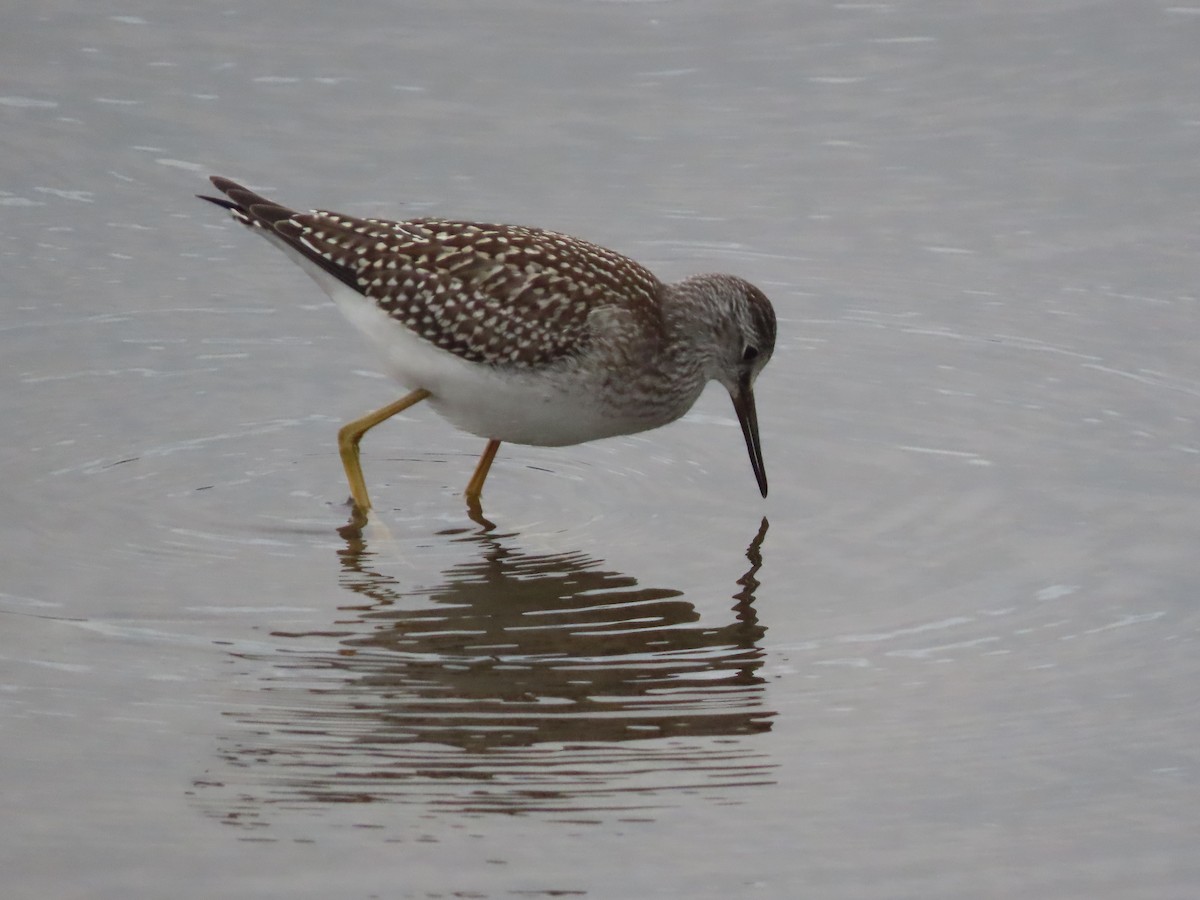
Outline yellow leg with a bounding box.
[464,438,501,503]
[337,388,431,512]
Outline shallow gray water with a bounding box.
[3,2,1198,898]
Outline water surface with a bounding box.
[3,2,1198,898]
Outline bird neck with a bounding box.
[661,274,736,379]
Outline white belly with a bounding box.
[331,279,646,447]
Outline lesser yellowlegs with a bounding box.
[199,176,776,513]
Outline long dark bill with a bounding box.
[731,376,768,498]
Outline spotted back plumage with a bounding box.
[202,177,664,368]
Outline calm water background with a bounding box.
[3,2,1198,897]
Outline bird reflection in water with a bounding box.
[204,518,775,822]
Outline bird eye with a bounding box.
[741,345,759,363]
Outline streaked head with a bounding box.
[676,274,776,497]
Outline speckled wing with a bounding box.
[202,177,665,369]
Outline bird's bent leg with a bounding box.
[464,439,502,504]
[337,388,431,512]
